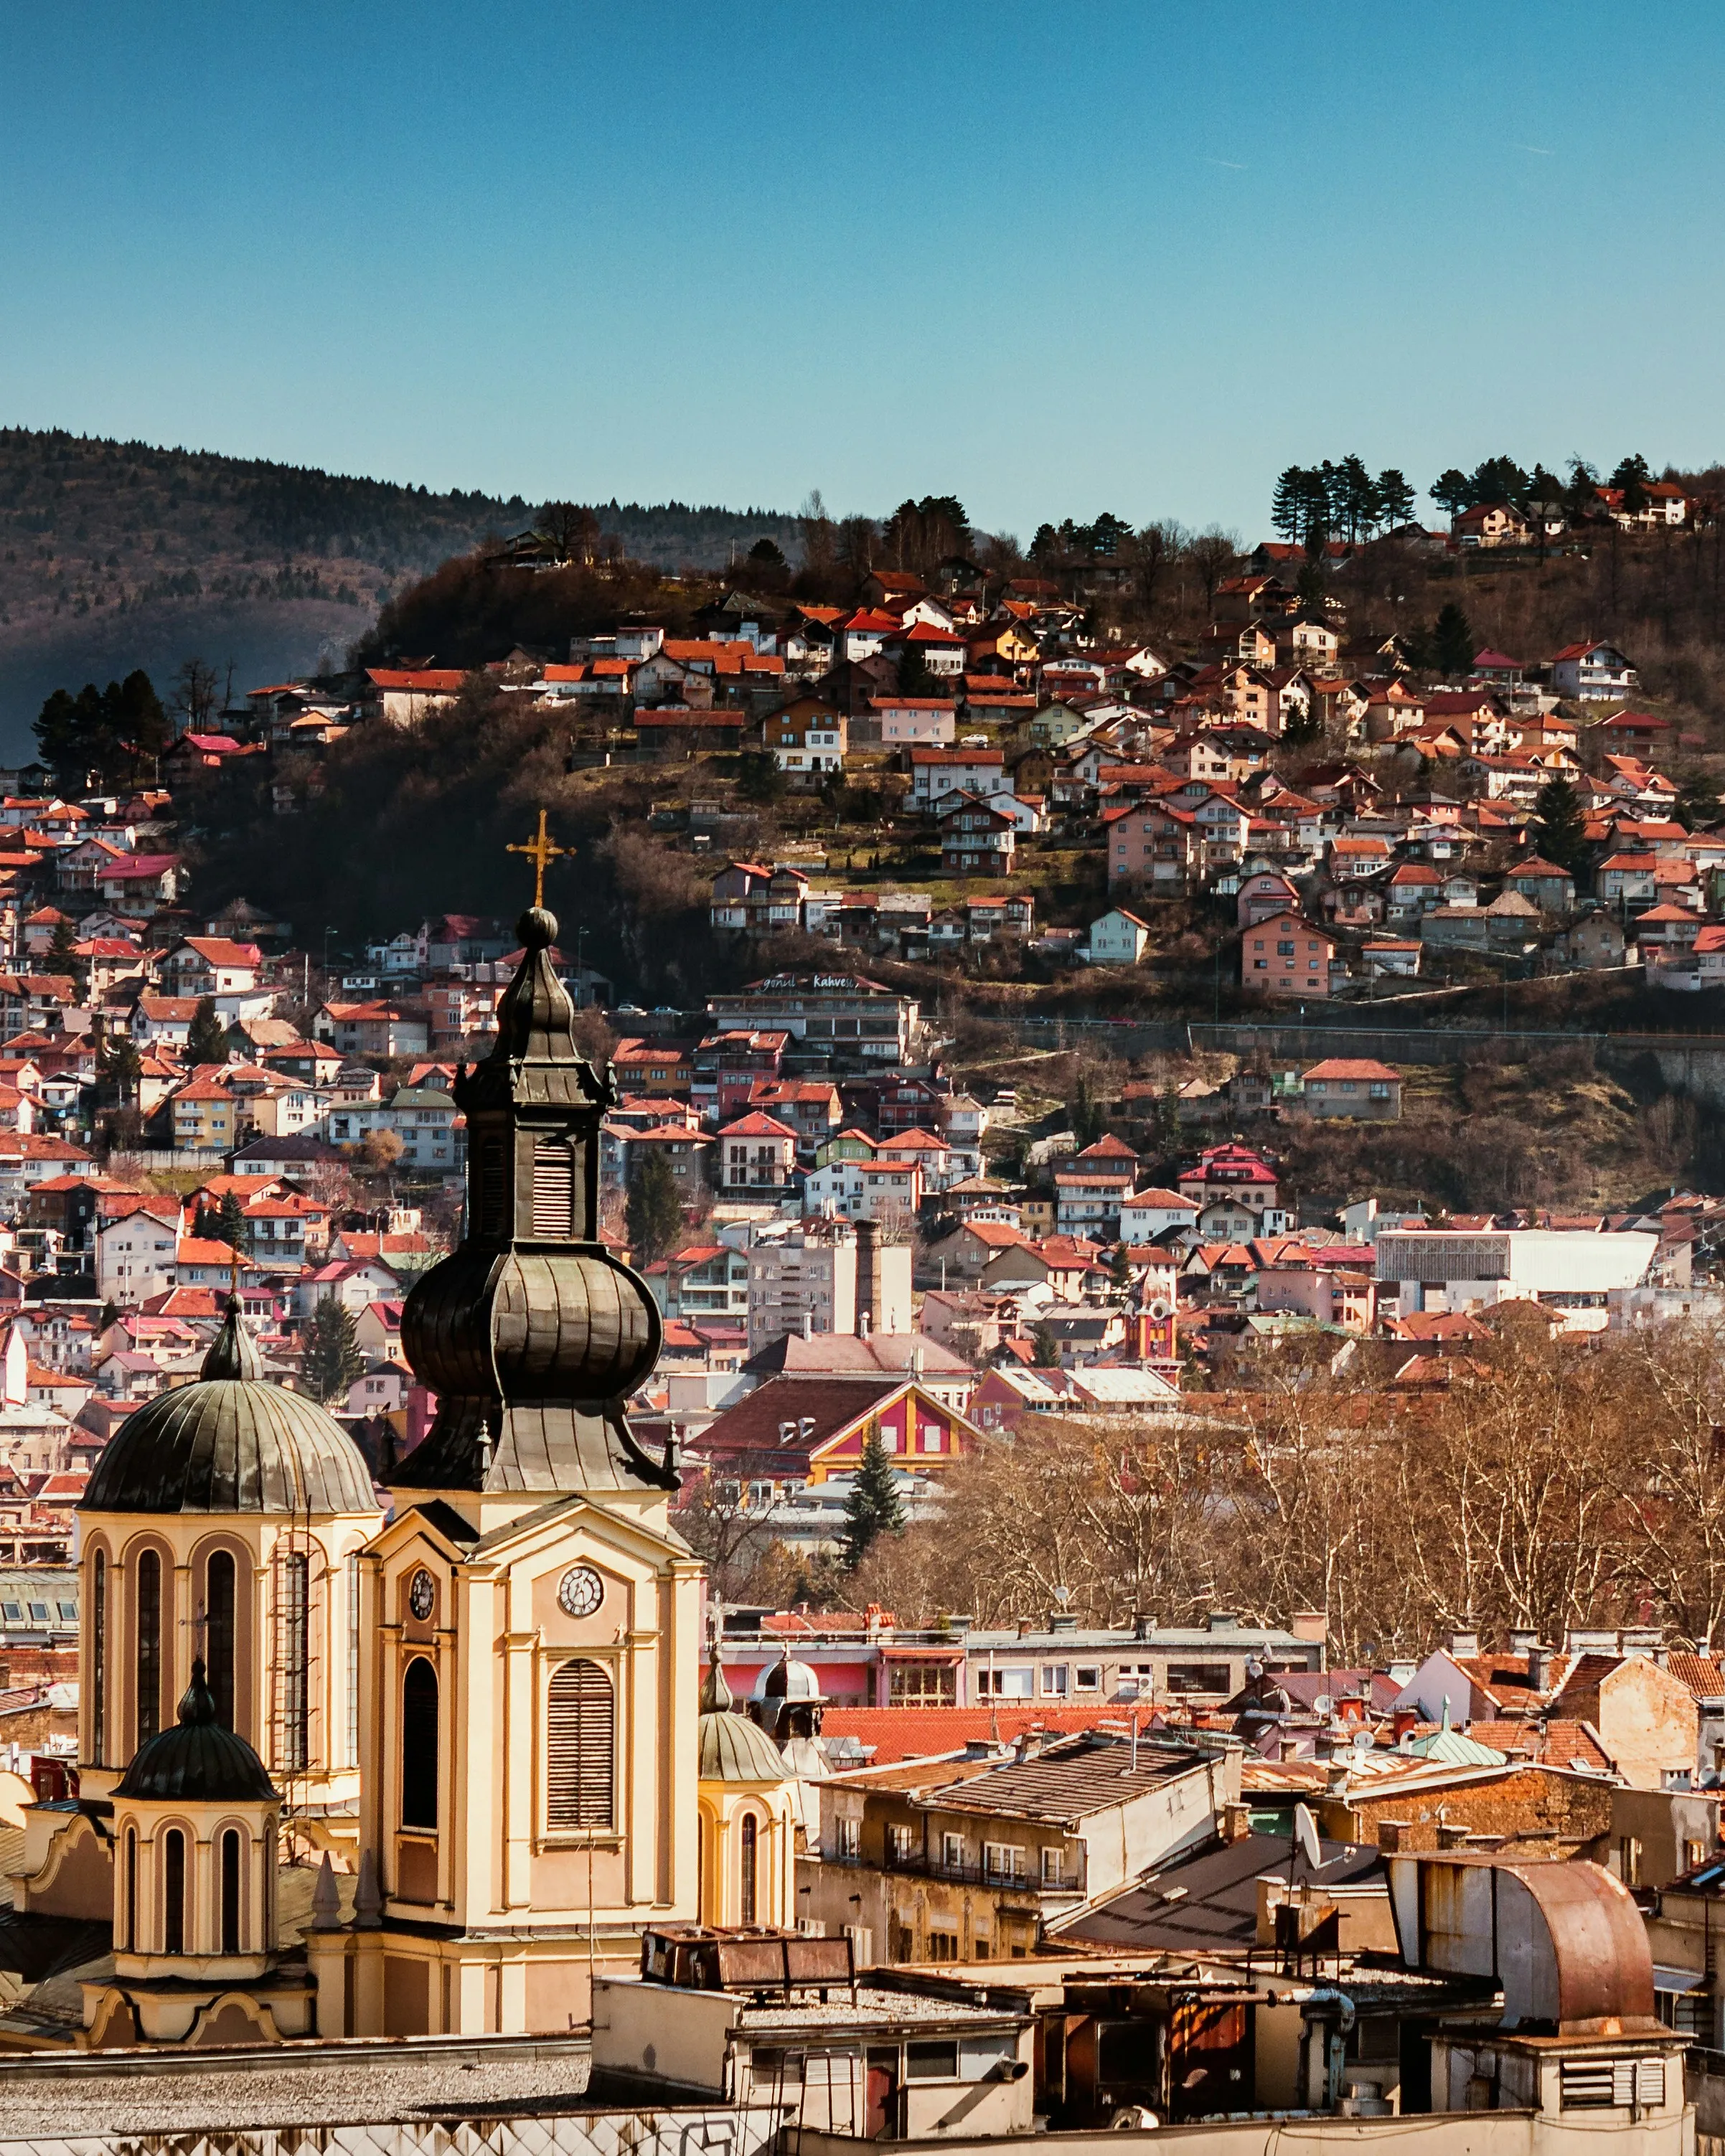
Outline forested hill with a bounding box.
[0,426,796,753]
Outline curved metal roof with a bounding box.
[697,1709,791,1786]
[82,1309,377,1517]
[113,1663,277,1805]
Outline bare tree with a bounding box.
[172,656,221,732]
[1183,528,1242,618]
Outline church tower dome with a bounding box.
[398,903,672,1494]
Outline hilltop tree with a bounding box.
[1185,528,1239,616]
[186,996,229,1066]
[33,668,169,789]
[626,1152,685,1266]
[1534,776,1589,874]
[172,656,221,733]
[1375,469,1416,532]
[842,1426,906,1570]
[302,1294,364,1404]
[1431,601,1475,677]
[1332,455,1378,542]
[1470,456,1528,508]
[1430,469,1472,521]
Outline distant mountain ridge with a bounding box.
[0,424,797,753]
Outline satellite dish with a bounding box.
[1292,1802,1322,1873]
[1352,1729,1373,1753]
[1246,1657,1265,1680]
[1312,1693,1334,1719]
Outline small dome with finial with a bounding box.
[113,1660,278,1804]
[81,1296,377,1517]
[697,1623,790,1784]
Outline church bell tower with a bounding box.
[311,829,702,2039]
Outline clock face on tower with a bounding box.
[557,1564,603,1618]
[408,1568,436,1621]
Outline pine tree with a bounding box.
[1431,602,1475,678]
[1031,1320,1061,1368]
[1376,469,1416,532]
[1109,1243,1133,1297]
[1534,776,1589,874]
[217,1190,248,1251]
[626,1151,685,1265]
[1431,469,1473,520]
[302,1294,363,1403]
[842,1426,906,1570]
[1270,466,1307,544]
[186,995,229,1066]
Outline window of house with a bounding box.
[1165,1662,1231,1695]
[977,1666,1033,1698]
[1075,1665,1101,1692]
[1040,1665,1069,1697]
[941,1831,965,1870]
[908,2040,959,2079]
[835,1814,860,1860]
[984,1842,1025,1881]
[885,1822,914,1865]
[1041,1847,1066,1886]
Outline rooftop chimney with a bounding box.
[1133,1611,1157,1642]
[1444,1627,1480,1659]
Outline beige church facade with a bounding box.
[9,894,807,2045]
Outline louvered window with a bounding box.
[547,1659,614,1830]
[531,1136,575,1238]
[478,1134,509,1238]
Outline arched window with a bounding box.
[136,1549,161,1745]
[164,1827,185,1954]
[205,1550,235,1730]
[741,1811,758,1925]
[546,1660,614,1830]
[123,1826,136,1951]
[344,1551,362,1769]
[90,1549,106,1766]
[400,1657,438,1830]
[277,1552,309,1774]
[220,1827,241,1954]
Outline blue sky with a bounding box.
[1,2,1721,542]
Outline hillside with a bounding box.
[0,427,798,754]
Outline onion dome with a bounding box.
[114,1660,278,1804]
[751,1648,827,1705]
[398,904,672,1496]
[81,1298,377,1517]
[698,1630,789,1784]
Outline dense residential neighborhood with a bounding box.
[4,461,1725,2125]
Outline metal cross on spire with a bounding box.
[506,807,567,910]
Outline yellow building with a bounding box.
[10,1299,381,1948]
[10,891,759,2046]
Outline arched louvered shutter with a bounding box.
[531,1136,575,1238]
[547,1659,614,1829]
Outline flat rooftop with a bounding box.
[0,2037,601,2134]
